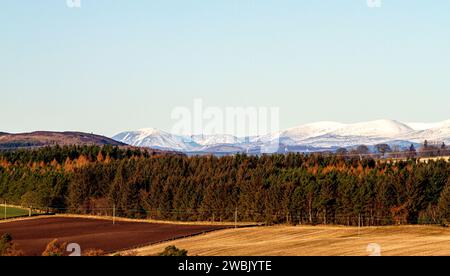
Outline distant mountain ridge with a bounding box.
[0,131,126,150]
[113,119,450,154]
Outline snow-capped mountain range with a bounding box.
[112,119,450,154]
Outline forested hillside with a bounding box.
[0,146,449,226]
[0,131,126,150]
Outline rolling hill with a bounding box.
[0,131,126,150]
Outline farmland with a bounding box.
[0,206,33,220]
[127,225,450,256]
[0,216,229,256]
[2,215,448,256]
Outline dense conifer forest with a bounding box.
[0,145,449,226]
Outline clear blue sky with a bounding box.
[1,0,450,136]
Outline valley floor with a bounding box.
[125,225,450,256]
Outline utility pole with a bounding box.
[29,205,32,217]
[112,204,116,225]
[4,200,6,220]
[358,214,361,237]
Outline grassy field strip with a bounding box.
[126,225,450,256]
[0,205,35,220]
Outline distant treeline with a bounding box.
[0,145,151,164]
[335,141,450,159]
[0,145,449,226]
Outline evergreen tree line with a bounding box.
[0,145,150,164]
[0,146,449,226]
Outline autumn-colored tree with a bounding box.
[75,155,89,168]
[42,239,68,256]
[97,151,104,162]
[158,246,188,256]
[83,248,105,256]
[104,153,111,163]
[0,158,10,168]
[50,158,59,168]
[63,157,74,172]
[0,233,24,256]
[0,233,13,255]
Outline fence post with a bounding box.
[358,214,361,237]
[113,204,116,225]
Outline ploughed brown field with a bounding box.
[0,217,228,256]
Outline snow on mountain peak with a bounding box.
[330,119,414,138]
[113,128,197,151]
[112,119,450,153]
[190,134,242,146]
[137,127,165,135]
[281,121,346,142]
[406,120,450,131]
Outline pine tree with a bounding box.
[438,184,450,225]
[409,144,417,158]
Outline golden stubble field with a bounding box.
[127,225,450,256]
